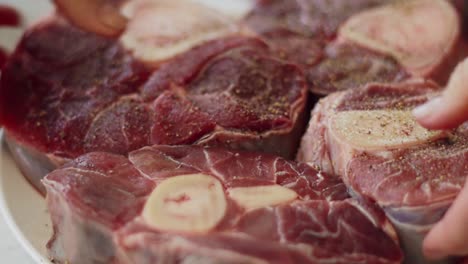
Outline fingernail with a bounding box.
[413,97,443,120]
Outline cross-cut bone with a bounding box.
[143,173,227,233]
[330,110,445,150]
[339,0,459,77]
[120,0,238,63]
[228,185,298,211]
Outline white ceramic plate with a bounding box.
[0,130,52,264]
[0,1,253,263]
[0,1,55,262]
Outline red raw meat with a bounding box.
[43,145,402,264]
[244,0,387,39]
[298,79,468,263]
[0,16,307,193]
[0,47,7,68]
[244,0,461,94]
[307,42,409,95]
[243,0,404,95]
[0,5,21,27]
[0,5,21,67]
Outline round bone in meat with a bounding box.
[298,80,467,264]
[339,0,460,79]
[143,173,227,233]
[228,185,298,211]
[43,145,402,264]
[330,110,445,150]
[0,16,308,193]
[120,0,238,63]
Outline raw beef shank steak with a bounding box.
[298,79,468,263]
[0,1,308,193]
[244,0,460,94]
[43,145,403,264]
[305,42,409,95]
[339,0,461,83]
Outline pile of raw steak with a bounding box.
[0,0,467,263]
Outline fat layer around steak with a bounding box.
[43,145,402,264]
[298,80,468,264]
[0,12,307,193]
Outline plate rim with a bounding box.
[0,1,254,263]
[0,129,52,264]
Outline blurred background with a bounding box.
[0,2,51,263]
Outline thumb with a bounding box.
[413,58,468,130]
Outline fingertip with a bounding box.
[412,101,433,121]
[412,97,446,129]
[54,0,126,37]
[414,58,468,130]
[97,2,128,32]
[413,97,468,130]
[423,223,449,260]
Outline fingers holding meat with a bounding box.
[413,58,468,129]
[52,0,127,36]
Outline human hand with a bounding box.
[53,0,127,36]
[413,58,468,129]
[413,58,468,260]
[422,176,468,260]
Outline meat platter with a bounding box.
[0,130,52,264]
[0,0,467,264]
[0,1,255,263]
[0,1,53,263]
